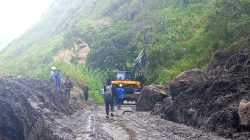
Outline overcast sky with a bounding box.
[0,0,53,47]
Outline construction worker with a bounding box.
[116,84,125,110]
[103,85,114,118]
[82,83,90,101]
[63,76,73,99]
[111,84,117,105]
[55,69,62,88]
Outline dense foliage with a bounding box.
[0,0,249,87]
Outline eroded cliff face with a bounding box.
[0,77,73,140]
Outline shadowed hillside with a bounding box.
[0,0,249,84]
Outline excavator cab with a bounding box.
[111,71,141,94]
[109,49,146,103]
[116,71,131,80]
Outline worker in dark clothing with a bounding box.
[82,83,90,101]
[111,84,117,105]
[103,86,114,118]
[63,76,73,99]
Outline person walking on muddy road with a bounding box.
[82,83,90,101]
[55,69,62,88]
[111,84,117,105]
[103,85,114,118]
[63,76,73,99]
[116,84,125,110]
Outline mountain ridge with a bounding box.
[0,0,249,84]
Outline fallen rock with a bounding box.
[238,99,250,126]
[155,50,250,139]
[170,69,209,99]
[136,85,169,111]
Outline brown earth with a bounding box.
[150,50,250,139]
[54,45,90,64]
[136,85,169,111]
[0,76,73,140]
[0,76,225,140]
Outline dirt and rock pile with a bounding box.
[138,50,250,139]
[0,76,73,140]
[136,85,169,111]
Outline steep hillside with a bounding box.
[0,0,249,84]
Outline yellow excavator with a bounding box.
[110,49,146,103]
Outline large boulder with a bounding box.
[170,69,209,99]
[136,85,169,111]
[238,99,250,126]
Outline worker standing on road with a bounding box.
[116,84,125,110]
[103,85,114,118]
[49,66,56,87]
[55,69,62,88]
[82,83,90,101]
[111,84,117,105]
[63,76,73,99]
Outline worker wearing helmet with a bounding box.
[116,84,124,110]
[49,66,56,87]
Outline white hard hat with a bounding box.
[51,66,56,70]
[106,86,111,91]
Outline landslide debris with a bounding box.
[0,76,73,140]
[151,50,250,139]
[136,85,169,111]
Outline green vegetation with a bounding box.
[0,0,249,103]
[86,0,250,83]
[54,61,105,104]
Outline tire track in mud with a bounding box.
[95,106,226,140]
[93,106,132,140]
[48,103,226,140]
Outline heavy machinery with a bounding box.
[109,49,146,103]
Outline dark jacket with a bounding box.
[104,90,113,102]
[82,84,89,93]
[64,80,73,89]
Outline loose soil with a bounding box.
[0,77,225,140]
[153,50,250,139]
[48,104,225,140]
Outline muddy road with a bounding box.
[0,76,227,140]
[48,102,225,140]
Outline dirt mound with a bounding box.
[170,69,209,99]
[136,85,169,111]
[0,76,73,140]
[154,50,250,139]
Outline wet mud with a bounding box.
[153,50,250,139]
[0,76,72,140]
[47,104,225,140]
[0,76,224,140]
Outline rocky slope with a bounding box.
[0,77,73,140]
[140,50,250,139]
